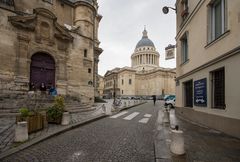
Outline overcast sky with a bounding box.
[97,0,176,76]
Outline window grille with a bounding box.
[184,80,193,107]
[211,68,225,109]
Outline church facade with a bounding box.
[0,0,102,108]
[103,29,175,98]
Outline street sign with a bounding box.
[194,78,207,107]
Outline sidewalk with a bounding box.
[0,99,145,159]
[154,108,240,162]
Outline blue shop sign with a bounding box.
[194,78,207,106]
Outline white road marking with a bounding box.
[138,118,149,123]
[123,112,140,120]
[110,111,128,118]
[144,114,152,118]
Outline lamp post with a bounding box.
[162,6,176,14]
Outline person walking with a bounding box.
[152,95,156,106]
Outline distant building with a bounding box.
[96,75,104,98]
[0,0,103,110]
[175,0,240,138]
[103,29,176,98]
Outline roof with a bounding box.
[136,28,155,49]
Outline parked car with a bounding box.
[164,97,175,108]
[164,95,175,101]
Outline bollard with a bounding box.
[162,109,170,123]
[156,110,163,130]
[102,104,106,113]
[61,112,71,125]
[170,126,185,155]
[15,121,28,142]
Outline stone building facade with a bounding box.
[175,0,240,138]
[103,29,175,98]
[0,0,102,110]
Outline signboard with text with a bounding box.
[194,78,207,107]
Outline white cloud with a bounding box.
[98,0,176,76]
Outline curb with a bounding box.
[120,102,147,111]
[0,114,107,160]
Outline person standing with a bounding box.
[153,95,156,106]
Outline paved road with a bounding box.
[2,100,161,162]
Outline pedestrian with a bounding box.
[49,85,57,96]
[152,95,156,106]
[40,82,46,91]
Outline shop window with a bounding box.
[211,67,225,109]
[184,80,193,107]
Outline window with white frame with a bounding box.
[180,32,188,64]
[208,0,227,42]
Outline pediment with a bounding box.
[8,15,36,31]
[8,8,73,42]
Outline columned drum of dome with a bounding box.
[131,28,160,71]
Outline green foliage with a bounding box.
[53,95,65,111]
[47,106,63,121]
[47,95,65,122]
[19,107,29,118]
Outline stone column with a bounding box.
[15,34,30,90]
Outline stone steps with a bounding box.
[65,103,94,113]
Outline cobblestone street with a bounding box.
[1,102,157,162]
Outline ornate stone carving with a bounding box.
[8,8,73,45]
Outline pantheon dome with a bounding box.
[131,28,160,71]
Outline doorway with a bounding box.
[30,53,55,90]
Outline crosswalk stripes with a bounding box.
[123,112,140,120]
[110,111,152,124]
[110,111,128,118]
[138,118,149,123]
[144,114,152,118]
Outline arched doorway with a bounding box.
[30,53,55,90]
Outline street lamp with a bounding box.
[162,6,176,14]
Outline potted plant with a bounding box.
[16,107,44,134]
[47,96,65,124]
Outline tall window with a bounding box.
[184,80,193,107]
[208,0,227,42]
[211,68,225,109]
[129,79,132,85]
[122,79,124,85]
[84,49,87,57]
[181,32,188,64]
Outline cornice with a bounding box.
[176,45,240,81]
